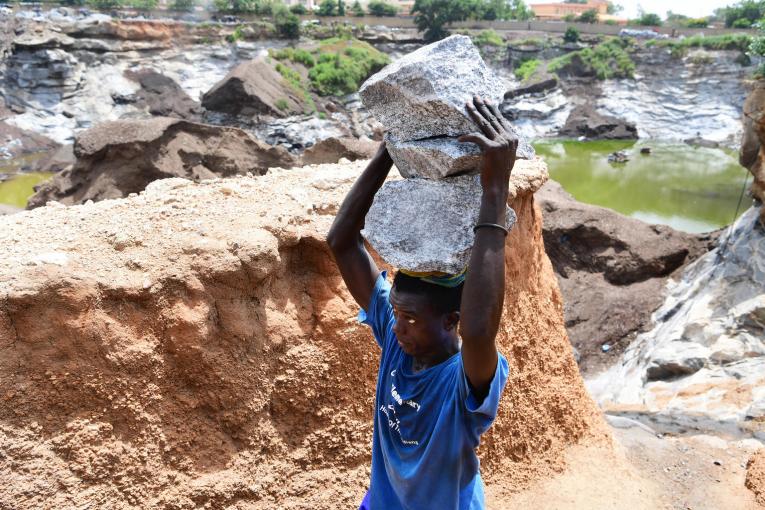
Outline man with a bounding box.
[326,96,517,509]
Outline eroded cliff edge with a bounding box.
[0,159,621,509]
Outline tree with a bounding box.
[577,8,598,23]
[368,0,398,15]
[722,0,765,28]
[273,3,300,37]
[290,3,307,14]
[563,26,579,42]
[507,0,532,20]
[317,0,337,15]
[606,1,622,14]
[638,12,662,25]
[338,0,345,16]
[411,0,477,41]
[350,0,365,15]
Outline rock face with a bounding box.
[27,118,296,208]
[559,105,638,140]
[202,58,307,118]
[538,180,716,375]
[0,161,616,509]
[589,204,765,438]
[301,136,378,166]
[740,79,765,217]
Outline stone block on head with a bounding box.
[359,34,507,143]
[361,174,517,274]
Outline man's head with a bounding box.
[390,271,463,357]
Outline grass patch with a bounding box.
[473,29,504,47]
[647,33,752,57]
[549,37,635,80]
[275,98,289,111]
[510,37,547,47]
[515,59,540,80]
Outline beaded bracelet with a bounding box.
[473,223,509,236]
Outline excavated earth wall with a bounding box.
[0,159,613,509]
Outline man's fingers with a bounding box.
[475,97,503,134]
[488,102,513,133]
[458,132,491,148]
[466,99,497,140]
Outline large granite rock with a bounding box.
[359,34,507,143]
[27,117,296,208]
[202,58,308,118]
[121,69,204,121]
[362,159,547,273]
[385,136,482,179]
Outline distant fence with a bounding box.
[6,4,758,39]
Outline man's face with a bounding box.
[389,287,452,357]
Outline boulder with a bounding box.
[740,80,765,216]
[202,57,308,118]
[538,180,716,375]
[27,118,296,208]
[362,159,546,273]
[559,105,638,140]
[123,69,204,121]
[0,159,621,509]
[302,136,378,165]
[358,34,507,143]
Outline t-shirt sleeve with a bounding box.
[357,271,394,350]
[457,353,509,445]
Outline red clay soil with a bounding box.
[0,159,636,509]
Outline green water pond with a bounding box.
[533,140,751,233]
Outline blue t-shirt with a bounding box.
[358,272,509,510]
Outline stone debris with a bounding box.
[362,174,517,274]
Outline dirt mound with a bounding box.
[202,58,309,118]
[537,180,717,375]
[26,118,296,208]
[1,159,626,508]
[747,448,765,506]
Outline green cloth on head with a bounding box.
[398,267,467,288]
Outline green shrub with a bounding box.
[317,0,337,16]
[630,12,662,26]
[275,98,289,111]
[651,33,753,53]
[685,17,709,28]
[170,0,195,11]
[549,37,635,79]
[350,0,365,15]
[473,29,504,47]
[751,18,765,75]
[604,19,618,25]
[562,13,576,22]
[514,59,540,80]
[733,17,753,28]
[563,26,579,43]
[290,3,307,13]
[367,0,398,16]
[226,24,245,43]
[308,40,390,95]
[273,4,300,39]
[577,8,598,23]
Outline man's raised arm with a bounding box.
[457,96,518,399]
[327,143,394,310]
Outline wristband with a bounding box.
[473,223,509,236]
